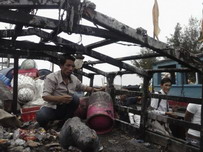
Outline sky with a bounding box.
[1,0,203,87]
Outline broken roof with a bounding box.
[0,0,202,78]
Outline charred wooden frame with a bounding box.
[0,0,202,151]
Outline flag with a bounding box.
[152,0,160,40]
[199,8,203,42]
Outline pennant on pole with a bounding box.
[199,8,203,42]
[152,0,160,40]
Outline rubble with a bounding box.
[0,116,162,152]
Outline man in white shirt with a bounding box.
[148,77,177,136]
[185,103,201,147]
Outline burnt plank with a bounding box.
[0,9,59,29]
[115,89,142,96]
[115,89,202,104]
[86,53,163,65]
[27,28,83,49]
[107,67,192,76]
[0,0,62,9]
[83,8,203,72]
[140,76,152,139]
[74,25,133,41]
[28,28,149,77]
[74,70,91,78]
[116,119,199,152]
[0,47,59,60]
[145,130,199,152]
[0,38,76,53]
[148,112,201,131]
[82,64,107,76]
[12,55,18,114]
[0,29,36,37]
[150,93,202,104]
[147,68,193,73]
[115,119,140,138]
[4,29,144,75]
[82,48,149,77]
[0,10,133,41]
[115,105,141,115]
[11,9,32,41]
[85,39,116,50]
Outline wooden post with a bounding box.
[51,63,54,72]
[1,57,3,69]
[89,74,94,87]
[106,73,116,104]
[86,74,94,96]
[200,70,203,152]
[6,57,10,68]
[139,74,152,139]
[11,55,19,114]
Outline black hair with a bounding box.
[59,54,75,66]
[161,77,172,85]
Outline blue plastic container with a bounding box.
[0,73,10,86]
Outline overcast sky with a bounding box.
[1,0,203,86]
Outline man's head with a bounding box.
[60,55,75,77]
[160,77,172,94]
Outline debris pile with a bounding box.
[0,115,161,152]
[0,122,63,152]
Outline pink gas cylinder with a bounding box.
[86,91,114,134]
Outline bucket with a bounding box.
[86,91,114,134]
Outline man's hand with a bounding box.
[59,95,73,104]
[93,86,106,92]
[165,111,178,118]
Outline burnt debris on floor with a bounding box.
[0,117,161,152]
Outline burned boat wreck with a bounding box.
[0,0,202,152]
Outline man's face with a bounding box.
[161,82,171,94]
[120,94,127,101]
[61,59,75,77]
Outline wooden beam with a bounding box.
[146,68,193,73]
[106,67,193,76]
[0,11,151,77]
[114,105,141,115]
[26,28,85,52]
[0,10,134,41]
[82,65,107,76]
[83,8,203,72]
[115,89,142,96]
[115,120,199,152]
[0,9,60,29]
[145,130,199,152]
[81,48,149,77]
[148,112,201,131]
[115,89,202,104]
[0,48,59,61]
[0,38,76,54]
[115,119,140,138]
[150,93,202,104]
[86,53,162,65]
[0,29,36,37]
[0,0,63,9]
[74,25,132,41]
[74,70,91,78]
[85,39,117,50]
[28,28,149,77]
